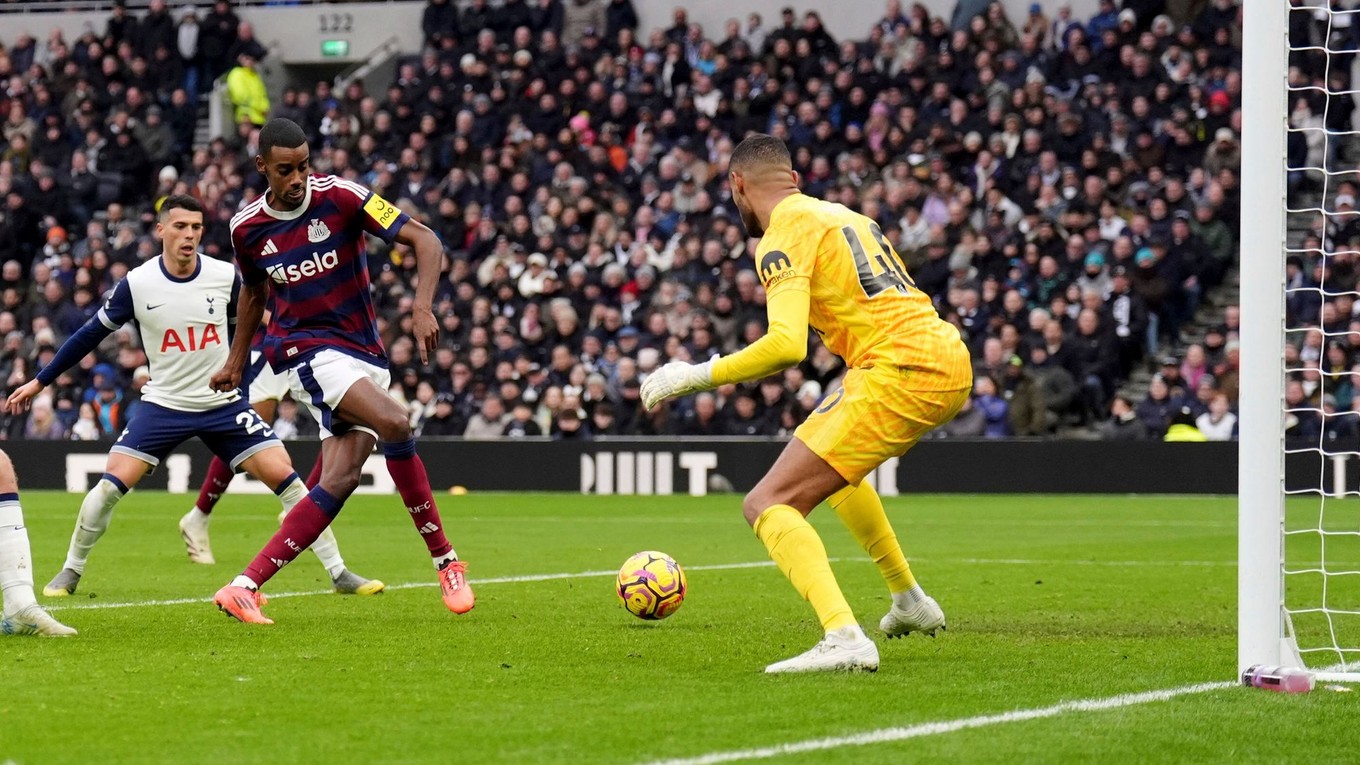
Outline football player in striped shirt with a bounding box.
[5,196,379,600]
[211,119,473,624]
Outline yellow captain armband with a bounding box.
[363,193,401,230]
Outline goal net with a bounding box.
[1242,0,1360,683]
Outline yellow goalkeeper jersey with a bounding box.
[755,192,971,391]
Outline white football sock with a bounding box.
[276,477,346,579]
[230,574,260,590]
[0,500,37,616]
[64,478,126,575]
[433,550,458,569]
[184,507,210,528]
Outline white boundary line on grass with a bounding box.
[42,556,1240,612]
[42,560,789,612]
[639,681,1234,765]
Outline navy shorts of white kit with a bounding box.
[111,399,281,470]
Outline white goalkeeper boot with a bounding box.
[880,590,946,639]
[764,626,879,674]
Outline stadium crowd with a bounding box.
[0,0,1257,441]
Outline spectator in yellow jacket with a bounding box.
[226,53,269,126]
[1164,406,1208,442]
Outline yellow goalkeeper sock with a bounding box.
[831,482,917,594]
[753,504,857,632]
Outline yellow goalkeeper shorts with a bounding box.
[794,365,970,485]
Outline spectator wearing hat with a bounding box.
[519,252,553,297]
[90,376,126,438]
[1203,127,1241,176]
[1154,354,1187,395]
[1023,3,1051,46]
[1164,405,1207,442]
[1076,251,1112,299]
[1131,246,1169,354]
[225,52,268,127]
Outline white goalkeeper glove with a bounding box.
[641,359,716,410]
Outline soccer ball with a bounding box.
[616,551,687,620]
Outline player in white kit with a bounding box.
[4,196,380,598]
[0,448,76,636]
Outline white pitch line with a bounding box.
[42,556,1238,612]
[640,682,1234,765]
[948,558,1234,567]
[42,560,792,612]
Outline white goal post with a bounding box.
[1241,0,1360,684]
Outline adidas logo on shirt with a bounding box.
[261,239,278,256]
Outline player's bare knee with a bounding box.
[376,414,411,443]
[741,491,769,527]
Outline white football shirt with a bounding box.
[97,256,241,412]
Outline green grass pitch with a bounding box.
[0,491,1354,764]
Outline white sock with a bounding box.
[892,584,928,610]
[231,574,259,590]
[64,478,126,575]
[276,478,346,579]
[0,500,37,616]
[433,550,458,569]
[829,624,867,642]
[184,507,210,527]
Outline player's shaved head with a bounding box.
[258,118,308,160]
[728,133,799,238]
[729,133,792,176]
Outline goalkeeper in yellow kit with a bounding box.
[642,134,972,673]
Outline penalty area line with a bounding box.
[42,559,795,612]
[41,556,1235,612]
[639,681,1234,765]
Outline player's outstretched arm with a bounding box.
[394,218,442,364]
[641,287,810,410]
[5,379,45,414]
[4,294,125,412]
[211,280,266,392]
